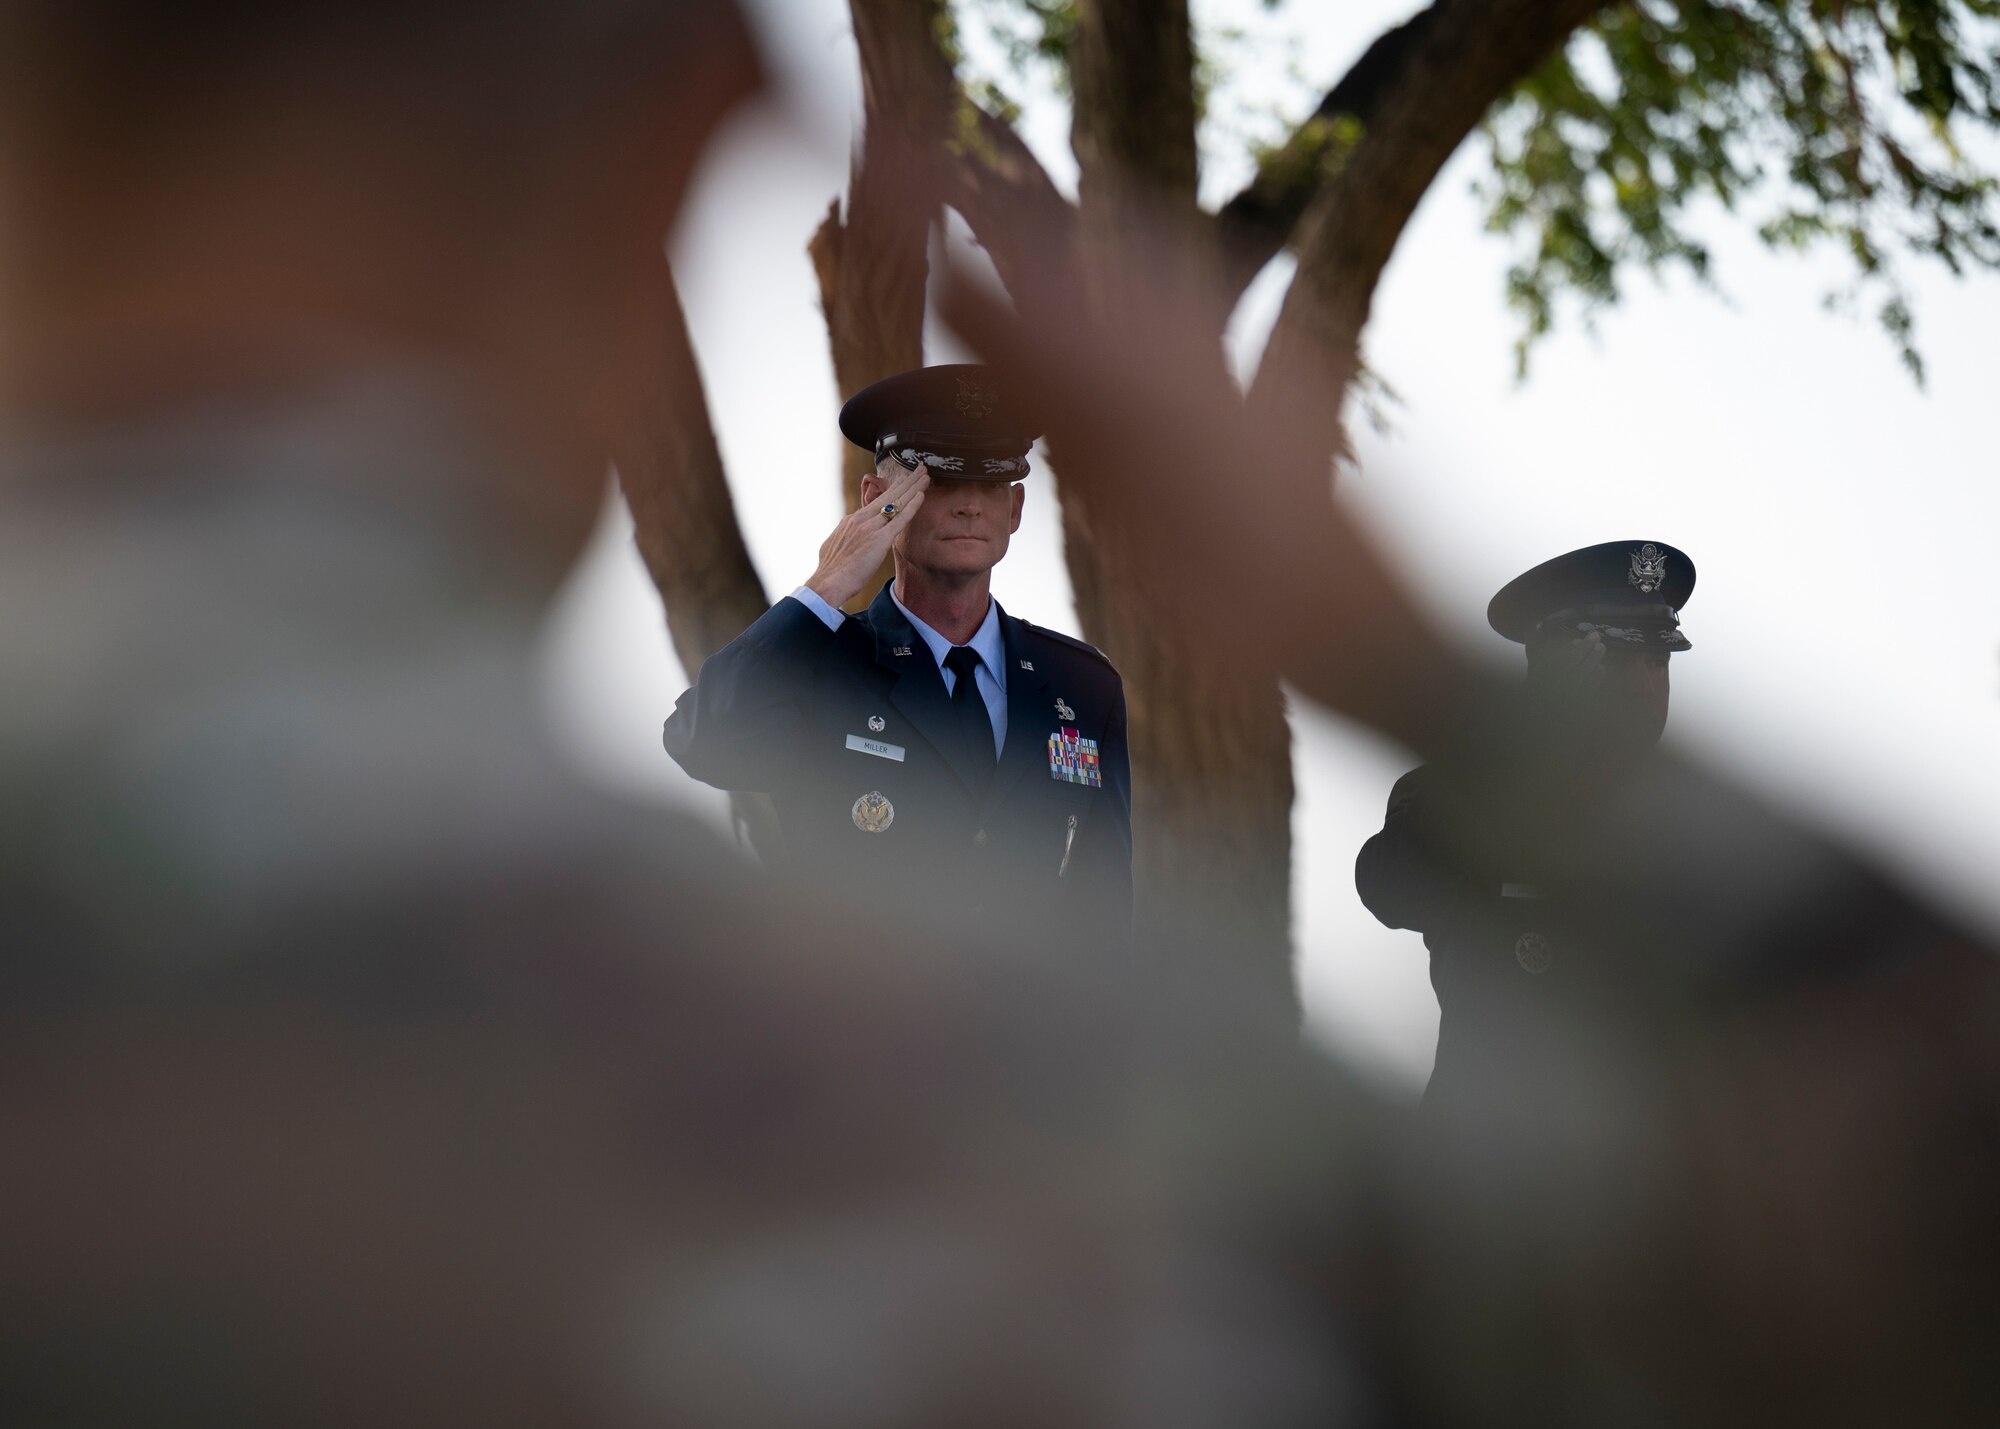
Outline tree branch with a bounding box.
[1213,5,1442,298]
[1248,0,1615,460]
[1070,0,1200,217]
[812,0,956,607]
[940,99,1076,304]
[614,263,768,674]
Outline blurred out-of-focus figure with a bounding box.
[0,9,1368,1427]
[665,364,1133,955]
[1356,540,1693,1108]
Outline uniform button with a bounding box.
[1514,931,1554,974]
[973,829,988,848]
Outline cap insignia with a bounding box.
[1628,543,1668,595]
[956,376,998,418]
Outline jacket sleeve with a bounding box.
[662,597,835,794]
[1354,765,1466,935]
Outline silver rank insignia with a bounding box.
[852,791,895,833]
[1055,697,1076,721]
[868,715,886,732]
[1628,543,1668,594]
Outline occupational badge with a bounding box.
[1047,728,1103,788]
[1054,697,1076,721]
[1514,931,1555,974]
[852,791,895,833]
[1628,543,1669,594]
[868,715,886,732]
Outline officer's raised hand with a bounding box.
[805,465,929,609]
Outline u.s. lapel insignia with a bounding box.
[1054,697,1076,721]
[852,791,895,833]
[1047,728,1103,788]
[1019,660,1034,672]
[1628,543,1668,594]
[892,645,913,658]
[868,715,886,733]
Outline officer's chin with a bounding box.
[931,537,998,570]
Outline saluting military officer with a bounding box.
[1354,540,1694,1109]
[664,364,1132,955]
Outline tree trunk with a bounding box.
[809,0,953,610]
[1057,0,1299,1017]
[614,262,781,855]
[615,263,767,673]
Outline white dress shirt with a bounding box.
[788,583,1009,758]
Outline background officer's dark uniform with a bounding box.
[1356,540,1694,1108]
[663,366,1133,956]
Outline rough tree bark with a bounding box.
[614,265,768,674]
[807,0,955,610]
[613,264,780,852]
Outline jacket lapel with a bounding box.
[865,584,981,795]
[992,609,1055,799]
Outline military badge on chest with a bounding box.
[852,790,895,833]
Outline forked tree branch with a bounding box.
[1213,5,1442,299]
[1249,0,1615,460]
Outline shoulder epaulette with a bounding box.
[1020,620,1118,672]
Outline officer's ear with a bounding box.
[1008,482,1024,534]
[860,469,891,505]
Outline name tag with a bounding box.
[846,734,906,762]
[1501,882,1546,900]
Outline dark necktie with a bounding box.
[943,644,996,779]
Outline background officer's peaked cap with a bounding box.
[1488,539,1696,652]
[839,364,1042,481]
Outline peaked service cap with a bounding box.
[839,364,1040,481]
[1488,539,1696,652]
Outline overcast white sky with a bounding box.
[540,0,2000,1095]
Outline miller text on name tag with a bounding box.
[846,734,906,762]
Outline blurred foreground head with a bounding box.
[0,14,1391,1427]
[0,0,756,567]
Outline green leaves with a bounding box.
[1483,0,2000,381]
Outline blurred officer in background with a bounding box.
[1355,540,1695,1108]
[665,364,1133,956]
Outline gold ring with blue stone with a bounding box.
[880,502,897,519]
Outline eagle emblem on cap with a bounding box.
[1628,543,1668,594]
[956,376,998,418]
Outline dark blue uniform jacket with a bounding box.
[1356,764,1639,1111]
[665,586,1133,955]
